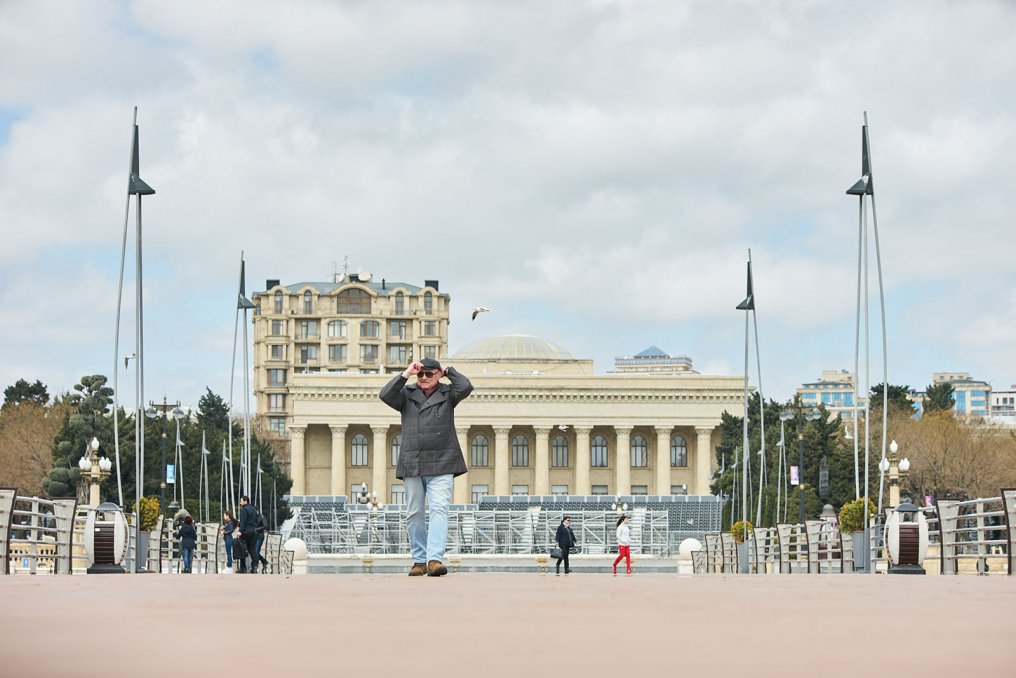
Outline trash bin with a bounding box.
[85,502,129,574]
[884,501,928,575]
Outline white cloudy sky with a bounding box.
[1,0,1014,411]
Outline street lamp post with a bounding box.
[78,437,113,507]
[780,406,822,527]
[145,398,183,515]
[879,439,910,509]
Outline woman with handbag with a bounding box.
[554,516,576,575]
[613,514,632,575]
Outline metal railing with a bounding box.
[286,505,673,556]
[692,487,1014,576]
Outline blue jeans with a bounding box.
[182,547,193,573]
[404,474,453,564]
[224,535,233,568]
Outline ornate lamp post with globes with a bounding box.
[78,437,113,507]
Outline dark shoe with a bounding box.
[426,560,448,577]
[565,569,572,574]
[408,562,427,576]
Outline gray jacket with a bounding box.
[379,367,473,479]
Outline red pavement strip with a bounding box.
[1,573,1014,677]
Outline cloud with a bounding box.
[0,0,1014,407]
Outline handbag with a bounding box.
[550,547,563,559]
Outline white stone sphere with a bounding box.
[678,538,702,557]
[284,537,307,560]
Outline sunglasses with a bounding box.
[417,370,438,378]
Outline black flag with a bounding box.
[128,124,155,196]
[237,256,255,310]
[736,261,754,311]
[846,123,873,196]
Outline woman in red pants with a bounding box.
[613,514,632,575]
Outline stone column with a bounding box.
[289,426,306,496]
[329,425,347,497]
[371,426,388,503]
[534,427,552,496]
[655,427,671,496]
[696,426,714,496]
[574,427,591,495]
[454,427,470,504]
[493,426,511,496]
[614,427,632,496]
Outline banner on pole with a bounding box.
[790,465,799,486]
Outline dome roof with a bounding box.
[452,334,575,361]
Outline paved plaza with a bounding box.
[1,572,1013,676]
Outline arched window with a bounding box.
[303,291,313,314]
[424,292,433,315]
[351,433,368,467]
[394,292,405,315]
[327,320,347,338]
[337,288,371,314]
[273,291,283,314]
[511,435,529,467]
[671,435,688,467]
[359,320,380,337]
[591,435,608,467]
[390,434,402,466]
[551,435,569,467]
[630,435,648,468]
[471,435,489,467]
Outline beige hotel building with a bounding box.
[251,273,745,504]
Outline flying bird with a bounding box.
[124,352,137,370]
[471,306,491,321]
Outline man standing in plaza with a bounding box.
[237,495,258,574]
[380,358,473,577]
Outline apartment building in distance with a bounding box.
[796,370,864,417]
[611,345,695,374]
[250,271,451,446]
[929,372,991,419]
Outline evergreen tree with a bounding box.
[712,393,859,529]
[923,382,954,414]
[3,378,50,408]
[42,375,115,498]
[868,383,915,419]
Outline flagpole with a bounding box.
[748,250,767,526]
[110,109,136,509]
[127,110,155,572]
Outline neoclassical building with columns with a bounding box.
[284,335,743,504]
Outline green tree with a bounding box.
[42,375,116,499]
[712,394,852,529]
[923,382,954,414]
[197,388,229,431]
[868,383,916,419]
[3,379,50,408]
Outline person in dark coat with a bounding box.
[237,495,258,574]
[254,505,270,574]
[221,510,237,572]
[380,358,473,577]
[175,516,198,574]
[554,516,577,575]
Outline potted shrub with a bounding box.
[731,520,753,573]
[131,496,160,571]
[838,498,875,571]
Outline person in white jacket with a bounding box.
[613,515,632,575]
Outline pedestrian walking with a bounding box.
[254,505,270,574]
[238,495,258,574]
[554,516,577,575]
[221,510,237,573]
[380,358,474,577]
[613,515,632,575]
[176,516,197,574]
